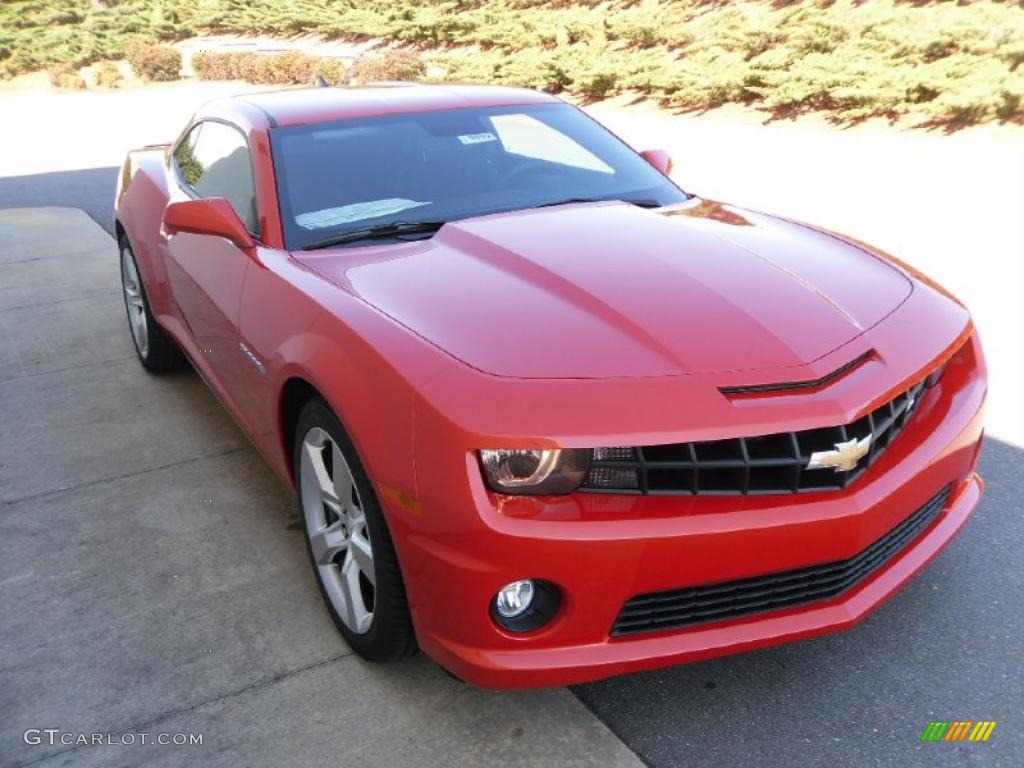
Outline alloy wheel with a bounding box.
[120,246,149,358]
[299,427,376,634]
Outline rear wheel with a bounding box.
[294,397,416,661]
[119,239,182,373]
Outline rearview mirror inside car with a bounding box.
[162,198,254,249]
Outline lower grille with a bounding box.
[611,485,952,636]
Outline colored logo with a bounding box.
[921,721,997,742]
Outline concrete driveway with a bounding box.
[0,208,642,767]
[1,83,1022,767]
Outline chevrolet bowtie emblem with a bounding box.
[806,434,872,472]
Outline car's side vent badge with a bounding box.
[719,350,875,396]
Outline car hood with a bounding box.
[294,199,913,379]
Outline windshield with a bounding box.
[270,102,689,250]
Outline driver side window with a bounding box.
[173,121,259,237]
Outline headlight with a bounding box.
[478,448,590,495]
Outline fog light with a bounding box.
[495,579,535,618]
[490,579,562,633]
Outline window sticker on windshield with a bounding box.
[296,199,429,229]
[457,132,498,145]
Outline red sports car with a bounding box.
[114,84,986,688]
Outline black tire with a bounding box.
[293,396,417,662]
[119,236,183,373]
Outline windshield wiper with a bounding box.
[303,220,447,250]
[527,197,664,210]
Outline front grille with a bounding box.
[582,378,927,495]
[611,484,952,636]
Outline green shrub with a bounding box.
[2,0,1023,127]
[647,49,755,110]
[604,9,669,50]
[575,68,619,100]
[996,89,1022,122]
[46,62,85,89]
[430,48,568,92]
[93,60,122,88]
[126,43,180,81]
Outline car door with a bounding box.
[165,120,260,399]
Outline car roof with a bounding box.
[205,83,562,129]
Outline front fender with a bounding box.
[239,248,450,512]
[114,146,174,314]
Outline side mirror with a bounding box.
[640,149,673,177]
[163,198,254,249]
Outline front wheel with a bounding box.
[119,239,182,373]
[293,397,416,661]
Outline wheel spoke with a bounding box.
[121,254,138,295]
[340,553,372,633]
[331,443,355,511]
[121,249,149,356]
[349,526,375,587]
[303,439,341,509]
[310,519,348,566]
[299,426,376,636]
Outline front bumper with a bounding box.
[392,333,986,689]
[434,474,981,689]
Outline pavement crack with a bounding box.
[14,653,354,768]
[2,250,113,266]
[0,446,249,509]
[0,355,135,385]
[0,290,119,315]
